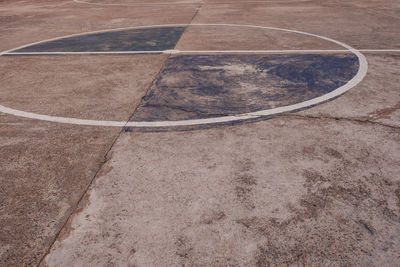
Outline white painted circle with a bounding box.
[0,24,368,128]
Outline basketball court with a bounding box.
[0,0,399,265]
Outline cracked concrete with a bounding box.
[283,113,400,130]
[1,0,400,266]
[299,54,400,128]
[43,116,400,266]
[0,0,197,265]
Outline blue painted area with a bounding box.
[131,54,358,122]
[264,55,358,90]
[16,27,186,52]
[123,127,133,132]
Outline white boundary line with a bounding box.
[177,49,400,53]
[5,49,400,56]
[0,24,368,128]
[72,0,311,6]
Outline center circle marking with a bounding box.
[0,24,368,128]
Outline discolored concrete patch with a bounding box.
[43,118,400,266]
[132,54,358,122]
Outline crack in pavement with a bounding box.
[36,124,123,266]
[132,103,400,130]
[36,6,205,266]
[281,113,400,130]
[34,3,397,263]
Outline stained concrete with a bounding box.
[0,115,120,266]
[299,54,400,128]
[1,0,400,266]
[43,118,400,266]
[42,0,400,265]
[0,0,197,265]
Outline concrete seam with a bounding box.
[36,126,124,266]
[37,8,205,264]
[127,4,202,122]
[36,44,174,267]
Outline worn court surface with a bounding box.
[0,0,400,266]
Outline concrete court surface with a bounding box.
[0,0,399,266]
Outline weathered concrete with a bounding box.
[44,117,400,266]
[0,55,167,121]
[1,0,399,266]
[300,54,400,128]
[42,0,400,265]
[0,115,119,266]
[0,0,196,265]
[0,0,197,52]
[175,24,343,51]
[193,0,400,49]
[0,51,167,265]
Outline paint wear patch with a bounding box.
[131,54,359,122]
[15,27,186,53]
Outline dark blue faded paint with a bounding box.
[16,27,186,52]
[123,127,133,132]
[131,54,358,122]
